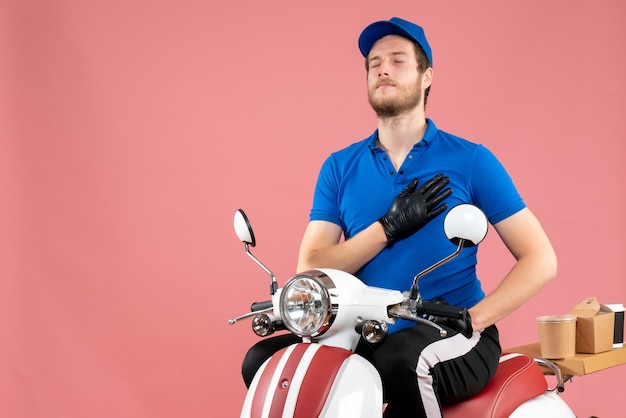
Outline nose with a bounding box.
[377,59,390,77]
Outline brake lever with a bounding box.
[388,305,448,337]
[228,306,273,325]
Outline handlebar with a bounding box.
[417,300,468,320]
[251,300,273,312]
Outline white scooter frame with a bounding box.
[229,204,575,417]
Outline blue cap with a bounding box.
[358,17,433,66]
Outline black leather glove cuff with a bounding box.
[378,215,398,244]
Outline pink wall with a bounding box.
[2,1,625,417]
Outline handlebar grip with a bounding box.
[419,300,467,320]
[251,300,273,312]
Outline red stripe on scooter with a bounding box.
[293,346,353,418]
[250,344,310,418]
[266,344,310,417]
[249,347,283,418]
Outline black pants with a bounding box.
[241,324,500,417]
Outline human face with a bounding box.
[366,35,430,118]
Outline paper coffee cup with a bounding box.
[536,315,577,359]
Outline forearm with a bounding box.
[298,175,451,274]
[297,221,388,274]
[469,253,557,331]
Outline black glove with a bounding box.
[379,174,452,244]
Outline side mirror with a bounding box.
[410,204,488,293]
[234,209,256,247]
[233,209,277,295]
[443,204,488,247]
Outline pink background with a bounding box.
[2,1,625,417]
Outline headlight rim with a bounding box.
[279,270,337,338]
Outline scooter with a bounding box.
[229,204,576,417]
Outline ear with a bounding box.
[422,67,433,89]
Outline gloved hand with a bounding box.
[379,174,452,244]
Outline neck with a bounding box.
[376,111,427,154]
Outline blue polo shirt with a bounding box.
[309,119,525,332]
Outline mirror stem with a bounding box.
[410,239,466,297]
[244,243,278,295]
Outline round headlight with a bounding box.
[279,271,335,338]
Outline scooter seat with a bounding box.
[442,353,548,418]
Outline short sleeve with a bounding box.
[470,145,526,224]
[309,156,343,227]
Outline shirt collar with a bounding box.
[368,118,439,150]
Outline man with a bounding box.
[243,17,556,417]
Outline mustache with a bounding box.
[375,78,396,88]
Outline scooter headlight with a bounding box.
[279,271,336,338]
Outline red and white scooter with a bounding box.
[229,204,576,417]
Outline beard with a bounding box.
[368,78,422,118]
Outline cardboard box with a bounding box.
[506,342,626,376]
[569,297,615,354]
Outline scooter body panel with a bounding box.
[509,391,576,417]
[241,343,383,418]
[318,354,383,417]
